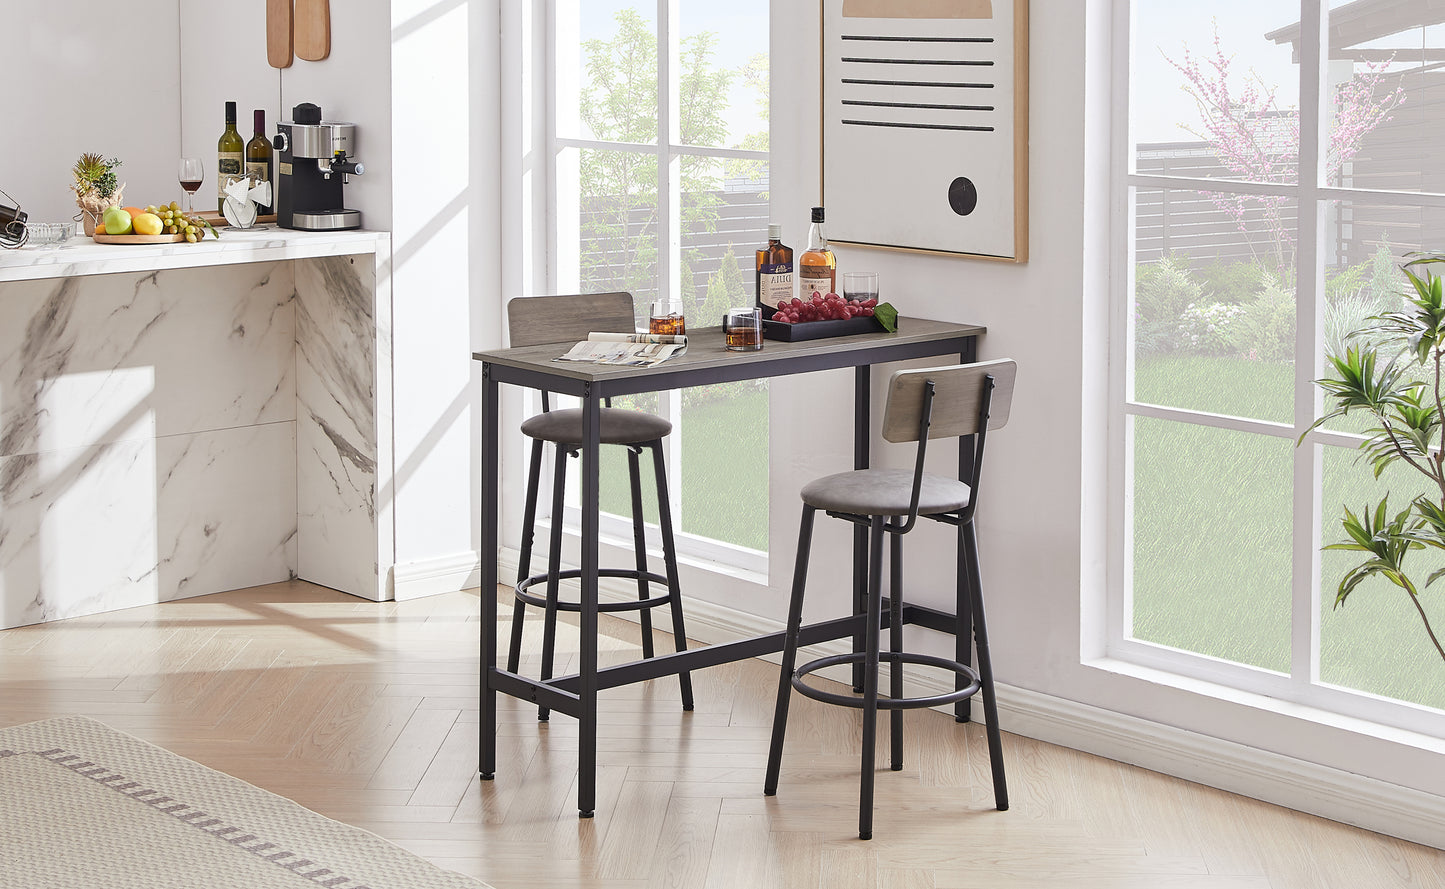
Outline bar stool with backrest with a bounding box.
[763,358,1015,840]
[504,292,693,719]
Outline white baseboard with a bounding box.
[495,545,1445,850]
[390,551,481,601]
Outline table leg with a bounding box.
[480,364,499,779]
[956,344,976,723]
[578,384,600,818]
[852,365,871,692]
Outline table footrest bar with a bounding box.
[515,568,674,612]
[547,613,870,693]
[488,667,582,716]
[791,651,981,710]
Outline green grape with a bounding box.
[168,201,180,211]
[185,225,196,235]
[185,232,198,243]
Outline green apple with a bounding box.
[102,205,133,235]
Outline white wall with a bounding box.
[1,3,181,224]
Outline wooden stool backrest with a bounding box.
[881,359,1017,444]
[506,292,637,348]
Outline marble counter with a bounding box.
[0,229,388,283]
[0,230,393,629]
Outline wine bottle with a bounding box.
[799,207,836,298]
[756,224,794,310]
[218,101,244,213]
[245,110,274,215]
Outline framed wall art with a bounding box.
[821,0,1029,261]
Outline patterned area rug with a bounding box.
[0,716,490,889]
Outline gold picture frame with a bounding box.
[820,0,1029,262]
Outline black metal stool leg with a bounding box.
[538,445,569,722]
[765,505,816,796]
[955,528,975,724]
[650,442,693,711]
[889,530,904,772]
[627,446,656,660]
[858,517,886,841]
[508,439,545,674]
[963,521,1008,811]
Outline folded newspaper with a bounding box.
[555,332,688,367]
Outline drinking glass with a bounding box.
[724,307,763,351]
[843,271,879,303]
[178,158,204,213]
[649,299,686,336]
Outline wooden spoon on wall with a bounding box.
[266,0,293,68]
[295,0,330,62]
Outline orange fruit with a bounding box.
[123,206,144,220]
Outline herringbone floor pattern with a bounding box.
[1,580,1441,889]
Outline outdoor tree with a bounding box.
[577,10,734,303]
[1165,24,1405,273]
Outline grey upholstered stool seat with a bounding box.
[801,468,971,516]
[520,407,673,445]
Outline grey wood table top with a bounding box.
[472,317,986,388]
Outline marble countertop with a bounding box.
[0,228,390,283]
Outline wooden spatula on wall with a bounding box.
[266,0,293,68]
[295,0,331,62]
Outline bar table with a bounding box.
[474,317,985,817]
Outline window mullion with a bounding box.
[1292,0,1328,692]
[658,0,684,524]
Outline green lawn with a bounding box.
[1133,355,1445,710]
[596,386,769,553]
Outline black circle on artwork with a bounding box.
[948,177,978,216]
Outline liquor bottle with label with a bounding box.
[245,109,274,215]
[799,206,836,298]
[755,224,794,309]
[217,101,244,213]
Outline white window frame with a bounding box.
[1109,0,1445,738]
[542,0,772,575]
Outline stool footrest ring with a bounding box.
[515,568,675,613]
[791,651,981,710]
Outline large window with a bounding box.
[1115,0,1445,733]
[549,2,771,568]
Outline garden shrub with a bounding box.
[1135,255,1203,355]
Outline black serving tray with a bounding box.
[759,305,888,342]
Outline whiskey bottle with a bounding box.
[756,224,794,309]
[799,207,836,298]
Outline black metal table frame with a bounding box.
[475,319,981,817]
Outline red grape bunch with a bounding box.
[772,291,877,324]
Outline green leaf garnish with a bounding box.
[874,302,898,333]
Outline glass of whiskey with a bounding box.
[724,307,763,351]
[649,299,686,336]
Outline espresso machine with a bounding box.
[273,102,365,231]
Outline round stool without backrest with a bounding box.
[763,358,1016,840]
[504,292,693,719]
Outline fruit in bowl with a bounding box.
[132,212,164,236]
[101,205,133,235]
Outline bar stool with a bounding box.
[503,292,693,719]
[763,359,1015,840]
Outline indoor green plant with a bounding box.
[1304,252,1445,665]
[69,153,125,235]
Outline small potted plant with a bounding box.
[1304,252,1445,665]
[69,153,125,236]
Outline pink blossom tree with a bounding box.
[1165,24,1405,273]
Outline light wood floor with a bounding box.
[1,580,1442,889]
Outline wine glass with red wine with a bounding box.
[178,158,203,213]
